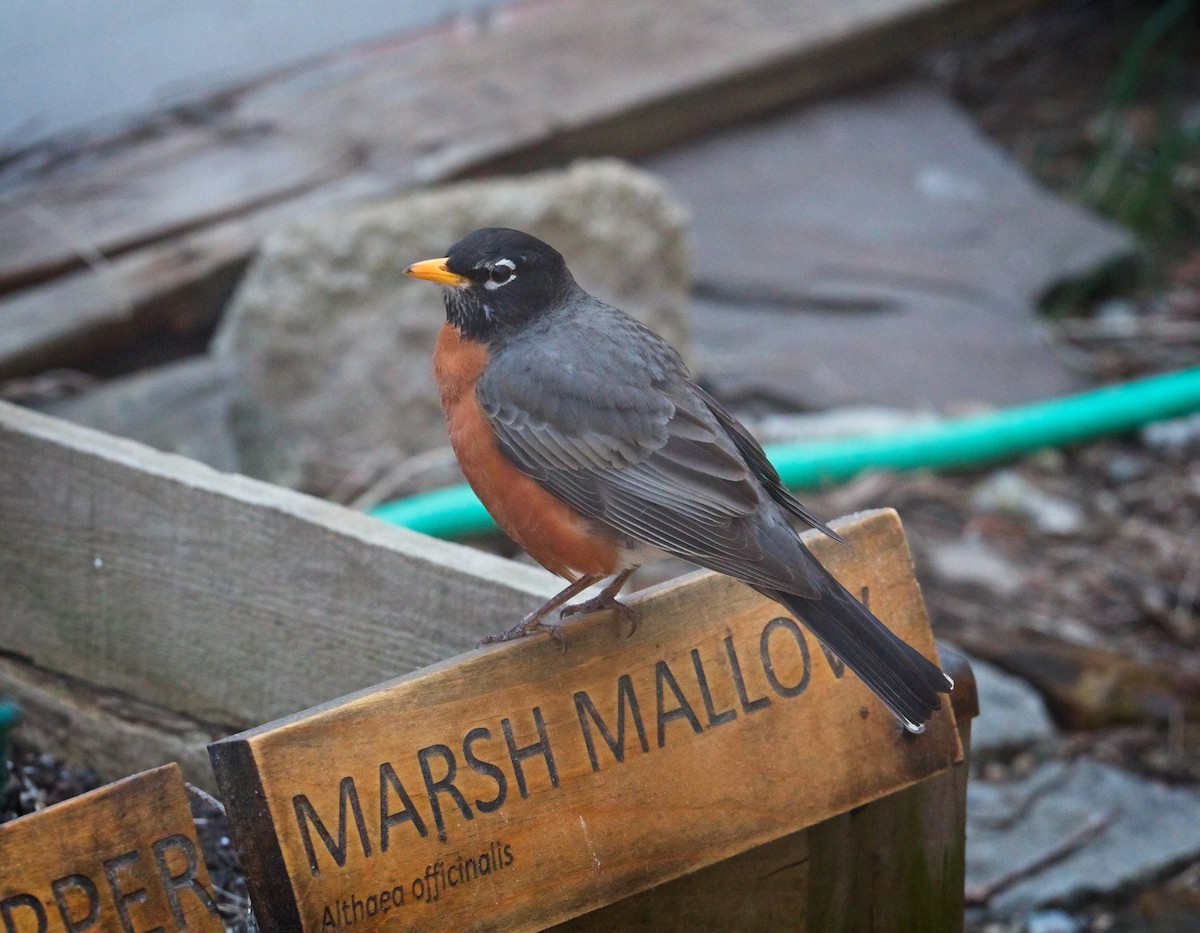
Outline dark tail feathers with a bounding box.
[758,578,953,733]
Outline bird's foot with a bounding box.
[477,610,566,650]
[561,592,639,637]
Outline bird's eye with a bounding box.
[489,265,513,284]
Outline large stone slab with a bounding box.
[645,82,1134,411]
[967,760,1200,915]
[41,355,239,473]
[213,160,689,493]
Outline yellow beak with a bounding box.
[404,257,470,287]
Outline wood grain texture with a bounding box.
[211,509,963,933]
[0,128,349,292]
[0,174,387,380]
[555,702,973,931]
[0,764,223,932]
[0,400,558,727]
[0,656,218,792]
[0,0,1042,372]
[802,724,970,933]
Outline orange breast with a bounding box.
[433,323,620,581]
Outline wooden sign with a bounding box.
[211,509,962,932]
[0,763,223,932]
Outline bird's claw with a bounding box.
[477,614,566,650]
[561,594,639,638]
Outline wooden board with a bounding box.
[0,655,219,792]
[0,174,387,380]
[0,0,1043,373]
[0,127,349,292]
[0,764,223,932]
[211,509,962,932]
[0,400,558,728]
[557,660,974,932]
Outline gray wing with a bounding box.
[477,304,821,597]
[691,385,848,548]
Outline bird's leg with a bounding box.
[560,567,640,636]
[477,575,601,648]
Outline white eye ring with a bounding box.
[483,258,517,290]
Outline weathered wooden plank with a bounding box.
[801,694,972,932]
[0,127,349,292]
[0,0,1043,372]
[0,174,387,380]
[0,400,558,727]
[210,509,962,933]
[450,0,1043,179]
[945,624,1200,728]
[0,764,224,932]
[0,655,219,791]
[555,655,974,932]
[0,224,247,381]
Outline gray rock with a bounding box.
[967,760,1200,914]
[1142,412,1200,452]
[971,471,1086,536]
[1025,910,1083,933]
[214,159,690,493]
[1103,451,1148,484]
[1092,298,1140,336]
[748,406,941,445]
[645,81,1133,411]
[958,652,1057,757]
[41,356,239,472]
[927,536,1026,597]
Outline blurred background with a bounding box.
[0,1,509,148]
[2,1,1199,930]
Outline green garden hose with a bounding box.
[371,366,1200,541]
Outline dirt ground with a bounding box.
[3,1,1200,930]
[924,1,1200,928]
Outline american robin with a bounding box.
[406,227,952,732]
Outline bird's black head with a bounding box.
[405,227,577,342]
